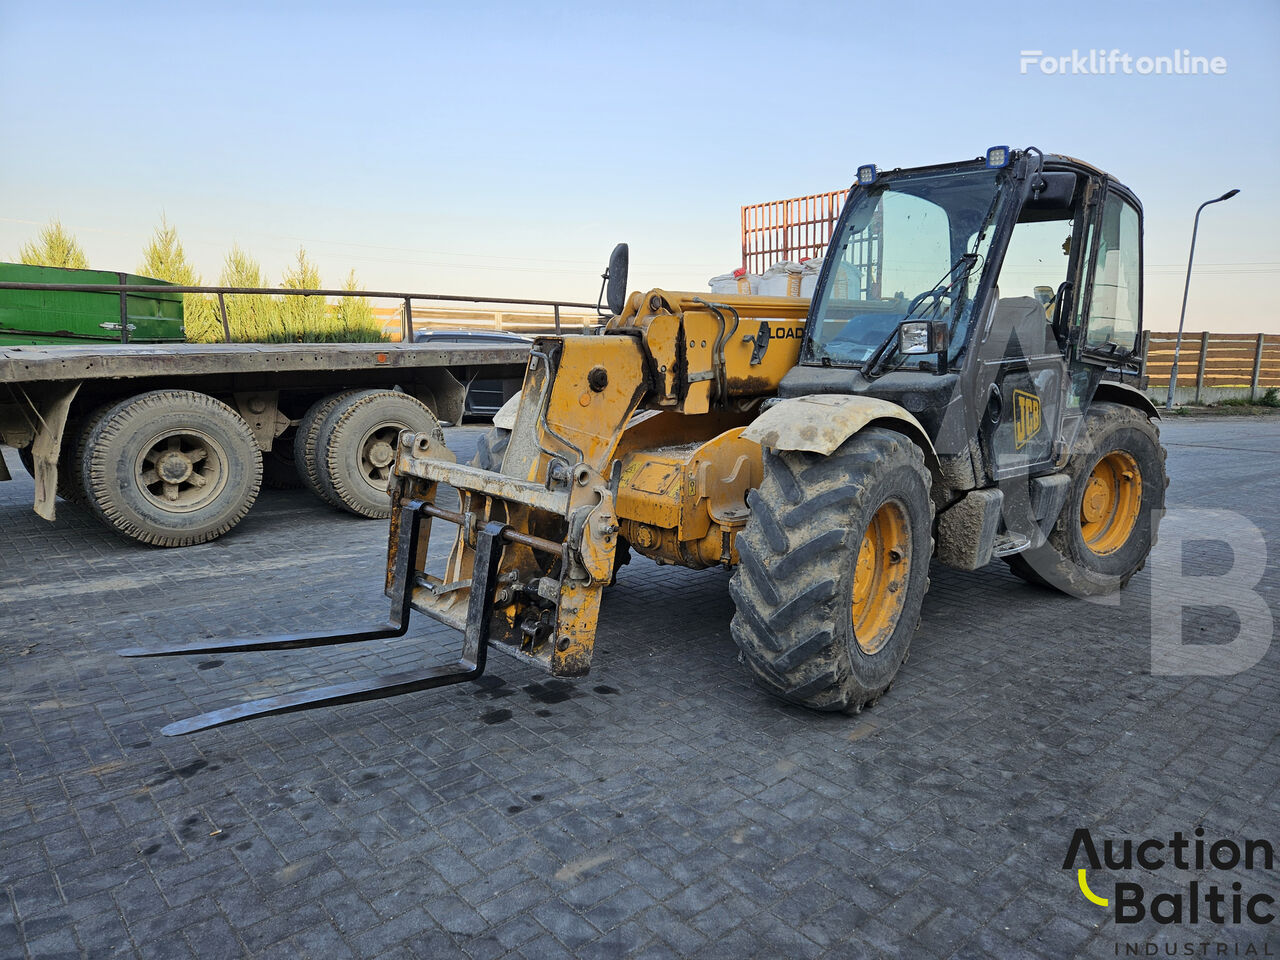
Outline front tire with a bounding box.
[1004,401,1166,597]
[729,428,934,713]
[82,390,262,547]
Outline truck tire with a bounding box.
[316,390,444,518]
[64,404,123,504]
[294,391,361,506]
[1004,401,1166,597]
[729,428,933,714]
[82,390,262,547]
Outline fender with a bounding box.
[1092,380,1161,420]
[0,381,81,521]
[741,394,940,472]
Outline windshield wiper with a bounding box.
[862,253,979,379]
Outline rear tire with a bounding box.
[317,390,444,518]
[294,391,361,505]
[730,428,934,713]
[82,390,262,547]
[1004,401,1166,597]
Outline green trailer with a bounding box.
[0,262,184,345]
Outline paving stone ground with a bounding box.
[1,417,1277,960]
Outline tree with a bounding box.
[18,219,89,269]
[138,217,221,343]
[278,247,326,340]
[333,269,382,342]
[218,245,277,341]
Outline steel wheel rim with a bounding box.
[1080,450,1142,556]
[851,500,911,655]
[357,422,403,491]
[135,429,228,512]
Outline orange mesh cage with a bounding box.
[740,189,847,275]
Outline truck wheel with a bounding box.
[317,390,444,518]
[64,405,118,503]
[729,428,933,714]
[294,391,361,505]
[1004,401,1166,597]
[83,390,262,547]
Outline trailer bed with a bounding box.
[0,341,530,385]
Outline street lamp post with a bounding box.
[1165,189,1241,409]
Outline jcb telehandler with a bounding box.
[126,147,1167,735]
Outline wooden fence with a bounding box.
[1142,331,1280,401]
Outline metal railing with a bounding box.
[0,279,602,344]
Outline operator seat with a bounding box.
[983,296,1055,359]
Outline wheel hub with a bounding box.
[155,450,194,484]
[1080,450,1143,556]
[1082,475,1109,524]
[136,431,224,511]
[358,425,405,490]
[366,440,395,469]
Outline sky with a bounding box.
[1,0,1277,332]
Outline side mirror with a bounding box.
[604,243,629,316]
[898,318,948,356]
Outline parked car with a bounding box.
[414,329,531,419]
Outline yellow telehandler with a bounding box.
[126,147,1166,734]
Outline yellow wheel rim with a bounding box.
[851,501,911,655]
[1080,450,1142,556]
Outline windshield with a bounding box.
[805,166,1003,368]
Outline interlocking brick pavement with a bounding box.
[0,418,1277,958]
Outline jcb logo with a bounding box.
[1014,390,1042,450]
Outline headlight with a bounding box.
[898,319,948,355]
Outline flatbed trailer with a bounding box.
[1,339,531,546]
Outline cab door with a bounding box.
[976,173,1086,479]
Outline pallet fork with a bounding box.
[119,501,514,736]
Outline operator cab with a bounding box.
[791,146,1144,486]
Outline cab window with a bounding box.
[1083,191,1142,354]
